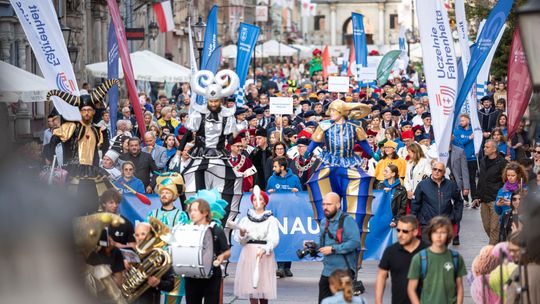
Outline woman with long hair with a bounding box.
[264,142,291,181]
[494,162,528,238]
[321,269,366,304]
[376,164,407,227]
[496,113,508,137]
[404,142,432,199]
[163,133,178,160]
[492,127,514,161]
[369,116,385,143]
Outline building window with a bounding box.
[314,15,325,31]
[390,14,398,29]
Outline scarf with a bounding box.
[247,209,273,223]
[504,181,520,192]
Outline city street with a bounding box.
[223,207,488,303]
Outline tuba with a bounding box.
[121,217,172,303]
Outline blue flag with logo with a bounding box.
[107,20,119,135]
[235,23,260,106]
[453,0,513,123]
[352,13,368,68]
[195,5,220,106]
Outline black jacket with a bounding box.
[133,267,175,304]
[411,177,464,226]
[120,151,159,188]
[250,146,272,190]
[478,107,500,133]
[376,181,408,224]
[475,154,507,203]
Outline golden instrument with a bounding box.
[121,217,172,303]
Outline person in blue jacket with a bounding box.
[114,161,145,194]
[266,156,302,193]
[494,162,528,235]
[452,114,478,202]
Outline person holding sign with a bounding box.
[233,187,280,304]
[304,99,375,266]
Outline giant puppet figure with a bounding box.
[169,70,243,224]
[305,99,375,264]
[44,80,119,207]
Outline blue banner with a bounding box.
[119,193,182,224]
[235,23,260,106]
[230,191,392,262]
[107,20,119,135]
[453,0,513,123]
[201,5,219,70]
[351,13,368,68]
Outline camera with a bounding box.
[296,241,319,259]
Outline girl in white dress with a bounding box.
[233,190,280,304]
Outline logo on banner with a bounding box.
[436,86,455,115]
[240,27,248,42]
[56,72,76,93]
[108,44,118,64]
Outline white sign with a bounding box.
[359,67,377,81]
[270,97,293,115]
[10,0,81,121]
[328,76,349,92]
[255,6,268,22]
[327,65,338,75]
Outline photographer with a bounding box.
[304,192,361,303]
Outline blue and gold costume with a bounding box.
[305,100,374,265]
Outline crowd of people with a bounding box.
[39,60,540,304]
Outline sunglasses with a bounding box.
[396,228,412,233]
[534,150,540,153]
[432,168,444,173]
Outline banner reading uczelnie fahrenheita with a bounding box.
[416,0,458,164]
[10,0,81,121]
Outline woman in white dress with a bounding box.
[233,190,279,304]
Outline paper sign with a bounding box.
[359,67,377,81]
[270,97,293,115]
[328,76,350,92]
[327,65,338,75]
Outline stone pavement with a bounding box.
[222,207,488,304]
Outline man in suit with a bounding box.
[142,131,168,170]
[447,144,470,245]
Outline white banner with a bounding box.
[475,20,506,99]
[270,97,293,115]
[10,0,81,121]
[416,0,458,163]
[328,76,349,92]
[455,0,482,154]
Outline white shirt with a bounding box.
[233,209,280,255]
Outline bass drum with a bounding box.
[170,225,214,278]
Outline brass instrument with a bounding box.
[121,217,172,303]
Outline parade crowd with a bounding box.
[41,57,540,304]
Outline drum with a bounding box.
[170,225,214,278]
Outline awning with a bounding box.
[221,44,267,59]
[255,40,299,57]
[86,50,191,83]
[0,61,49,103]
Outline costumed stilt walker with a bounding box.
[168,70,243,226]
[44,80,119,210]
[304,99,375,265]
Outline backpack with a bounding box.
[419,248,460,279]
[323,212,347,244]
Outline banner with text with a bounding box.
[475,21,506,100]
[235,22,260,106]
[196,5,219,106]
[416,0,458,163]
[10,0,81,121]
[107,21,119,135]
[230,191,392,262]
[453,0,513,124]
[107,0,146,138]
[352,13,368,81]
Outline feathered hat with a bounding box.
[191,69,240,101]
[326,99,371,119]
[184,189,228,226]
[46,79,120,109]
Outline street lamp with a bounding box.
[405,29,417,58]
[518,0,540,90]
[192,16,207,69]
[148,21,160,40]
[60,22,79,64]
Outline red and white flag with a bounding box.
[153,0,174,32]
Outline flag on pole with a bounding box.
[507,27,533,139]
[376,50,401,85]
[195,5,219,106]
[153,0,175,32]
[235,23,260,106]
[107,21,119,136]
[416,0,459,164]
[351,12,368,81]
[107,0,146,138]
[322,46,330,79]
[475,21,506,100]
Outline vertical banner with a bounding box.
[507,27,533,139]
[455,0,482,154]
[452,0,514,124]
[201,5,219,70]
[351,13,368,81]
[10,0,81,121]
[107,0,146,138]
[475,22,506,100]
[376,50,401,85]
[152,0,174,32]
[416,0,458,163]
[107,21,119,136]
[322,46,330,79]
[235,22,260,106]
[398,25,409,71]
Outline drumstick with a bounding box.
[252,255,261,289]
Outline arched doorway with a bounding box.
[342,16,374,46]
